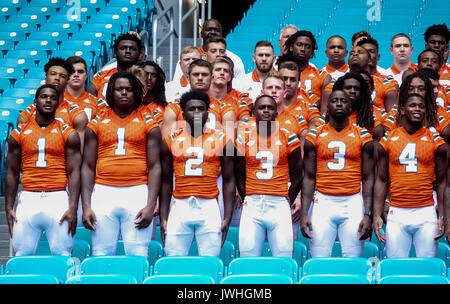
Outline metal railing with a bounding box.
[152,0,212,79]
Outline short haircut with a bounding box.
[278,61,299,77]
[276,53,303,69]
[279,24,299,39]
[351,31,371,44]
[424,23,450,43]
[180,46,202,60]
[188,59,212,76]
[254,94,276,108]
[179,90,210,112]
[390,33,412,47]
[254,40,274,52]
[113,32,143,53]
[417,48,440,62]
[35,84,60,101]
[204,36,227,51]
[356,37,379,51]
[417,67,440,80]
[44,57,74,77]
[262,70,285,88]
[326,35,347,47]
[211,56,234,75]
[66,55,87,72]
[105,71,143,110]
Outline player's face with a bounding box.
[401,95,426,125]
[262,77,285,105]
[112,77,135,110]
[188,66,211,91]
[327,90,351,119]
[68,62,87,90]
[212,62,231,87]
[325,37,348,63]
[180,51,202,75]
[342,78,361,102]
[291,36,313,62]
[253,96,277,123]
[426,35,447,57]
[201,21,222,40]
[390,37,413,63]
[279,27,297,55]
[418,51,440,72]
[360,43,380,68]
[35,87,59,116]
[279,68,299,98]
[116,40,140,66]
[348,46,370,70]
[143,65,159,93]
[182,99,209,130]
[205,42,226,62]
[407,77,426,98]
[253,46,275,73]
[45,65,69,94]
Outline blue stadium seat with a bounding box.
[58,6,97,23]
[0,58,37,72]
[225,226,239,251]
[0,67,23,82]
[0,97,30,112]
[0,274,59,284]
[187,240,237,266]
[14,39,58,54]
[25,67,46,80]
[3,0,27,10]
[298,274,372,284]
[77,0,108,11]
[17,6,58,18]
[98,6,140,30]
[0,35,15,52]
[66,274,138,284]
[378,275,449,284]
[28,31,67,46]
[36,239,91,262]
[80,255,150,284]
[115,239,164,266]
[143,274,216,284]
[0,23,33,42]
[0,6,17,20]
[39,22,80,38]
[74,226,92,246]
[302,257,373,278]
[330,241,380,259]
[5,256,76,283]
[29,0,66,10]
[14,78,45,89]
[227,257,299,283]
[0,79,11,94]
[80,23,122,39]
[87,13,131,33]
[438,242,450,267]
[59,39,104,69]
[3,88,37,100]
[4,49,49,67]
[376,258,447,282]
[107,0,149,27]
[221,274,294,284]
[6,14,47,28]
[153,256,225,284]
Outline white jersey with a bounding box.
[165,79,191,103]
[232,70,262,101]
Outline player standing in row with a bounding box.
[300,90,374,257]
[387,33,417,86]
[159,91,235,257]
[5,84,82,256]
[81,72,162,257]
[374,93,446,257]
[235,95,302,257]
[424,23,450,86]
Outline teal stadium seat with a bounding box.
[221,274,294,284]
[14,78,45,89]
[298,274,372,284]
[187,240,237,266]
[301,257,373,278]
[115,239,164,266]
[378,275,450,284]
[5,256,76,283]
[66,274,138,284]
[227,257,299,283]
[143,274,215,284]
[0,23,31,43]
[153,256,224,284]
[36,239,91,262]
[80,255,150,284]
[3,88,37,100]
[0,274,59,284]
[331,241,380,259]
[4,50,49,67]
[38,22,80,38]
[0,58,37,72]
[14,40,58,55]
[6,14,46,28]
[18,6,58,19]
[376,258,447,282]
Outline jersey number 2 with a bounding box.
[185,146,204,176]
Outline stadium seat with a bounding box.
[0,79,11,94]
[17,6,58,18]
[46,14,84,26]
[0,58,37,72]
[66,274,138,284]
[0,36,15,53]
[115,239,164,266]
[225,226,239,251]
[29,0,66,10]
[0,274,59,284]
[0,67,23,84]
[38,22,80,38]
[74,226,92,246]
[298,274,372,284]
[2,88,37,100]
[58,6,97,23]
[28,31,67,46]
[5,255,76,283]
[76,0,108,11]
[80,255,150,284]
[143,274,216,284]
[438,242,450,268]
[98,6,139,30]
[376,258,447,282]
[4,49,49,66]
[221,274,294,284]
[188,240,237,266]
[86,13,131,33]
[0,23,30,43]
[301,257,373,278]
[25,67,46,80]
[330,241,380,259]
[36,239,91,262]
[377,275,450,284]
[6,14,47,28]
[0,6,17,20]
[153,256,225,284]
[14,78,45,89]
[14,40,58,54]
[227,257,299,283]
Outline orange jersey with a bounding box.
[10,118,74,191]
[19,100,85,127]
[167,96,234,130]
[379,127,444,208]
[139,102,165,124]
[372,72,399,110]
[300,65,330,104]
[436,85,449,108]
[221,88,252,120]
[439,63,450,87]
[87,108,158,187]
[236,121,300,197]
[91,66,117,100]
[306,123,372,196]
[165,128,230,199]
[282,96,321,125]
[63,90,98,121]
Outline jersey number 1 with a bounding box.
[114,127,126,156]
[36,138,47,168]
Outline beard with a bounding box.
[256,61,273,73]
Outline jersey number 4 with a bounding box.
[399,143,418,172]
